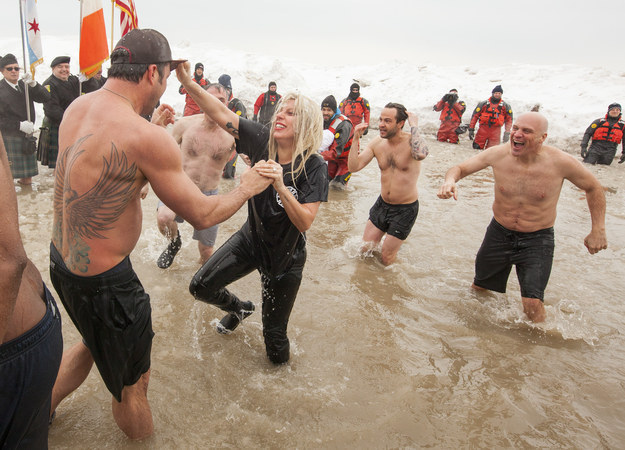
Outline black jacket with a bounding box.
[42,74,80,125]
[0,78,50,136]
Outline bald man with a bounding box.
[438,112,607,322]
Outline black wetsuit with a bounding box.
[189,119,328,363]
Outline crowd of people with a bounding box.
[0,27,617,446]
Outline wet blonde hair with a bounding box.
[268,92,323,181]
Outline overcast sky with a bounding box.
[1,0,624,69]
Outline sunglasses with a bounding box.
[4,67,20,72]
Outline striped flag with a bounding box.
[79,0,109,78]
[113,0,138,37]
[23,0,43,76]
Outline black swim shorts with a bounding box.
[0,284,63,449]
[368,195,419,240]
[474,218,555,301]
[49,243,154,402]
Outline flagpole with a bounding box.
[111,1,115,51]
[78,0,83,90]
[18,0,32,123]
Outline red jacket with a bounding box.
[179,76,209,116]
[434,99,466,123]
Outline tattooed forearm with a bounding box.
[410,126,429,160]
[226,122,239,137]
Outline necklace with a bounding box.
[102,87,135,111]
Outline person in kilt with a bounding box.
[0,54,50,184]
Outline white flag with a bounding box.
[23,0,43,75]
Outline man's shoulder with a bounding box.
[482,143,511,163]
[177,114,202,126]
[367,135,386,152]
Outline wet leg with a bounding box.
[50,341,94,417]
[380,234,404,266]
[111,370,153,440]
[522,297,546,322]
[197,242,214,265]
[361,220,384,254]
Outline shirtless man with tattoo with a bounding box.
[48,29,270,439]
[348,103,429,265]
[156,83,235,268]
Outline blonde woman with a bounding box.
[177,63,328,364]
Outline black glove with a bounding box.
[468,128,475,140]
[503,131,510,143]
[619,153,625,164]
[252,114,258,122]
[442,94,450,103]
[580,145,588,158]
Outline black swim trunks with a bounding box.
[368,196,419,240]
[474,218,555,301]
[49,243,154,402]
[0,284,63,449]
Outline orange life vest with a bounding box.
[592,116,625,143]
[475,99,511,127]
[340,97,369,124]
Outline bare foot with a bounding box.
[522,297,546,322]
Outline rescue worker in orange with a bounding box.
[179,62,209,116]
[253,81,281,125]
[320,95,354,187]
[433,89,466,143]
[469,85,513,150]
[581,102,625,165]
[340,83,370,135]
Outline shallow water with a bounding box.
[15,136,625,448]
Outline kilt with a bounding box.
[41,117,59,169]
[2,133,38,179]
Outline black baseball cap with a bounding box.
[110,29,186,69]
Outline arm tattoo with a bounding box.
[410,126,429,160]
[225,122,239,137]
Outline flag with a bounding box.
[113,0,138,37]
[23,0,43,76]
[79,0,109,78]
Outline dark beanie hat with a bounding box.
[50,56,71,67]
[350,82,360,91]
[195,62,204,70]
[492,85,503,94]
[321,95,337,111]
[0,53,18,69]
[268,81,277,89]
[608,102,621,111]
[218,74,232,90]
